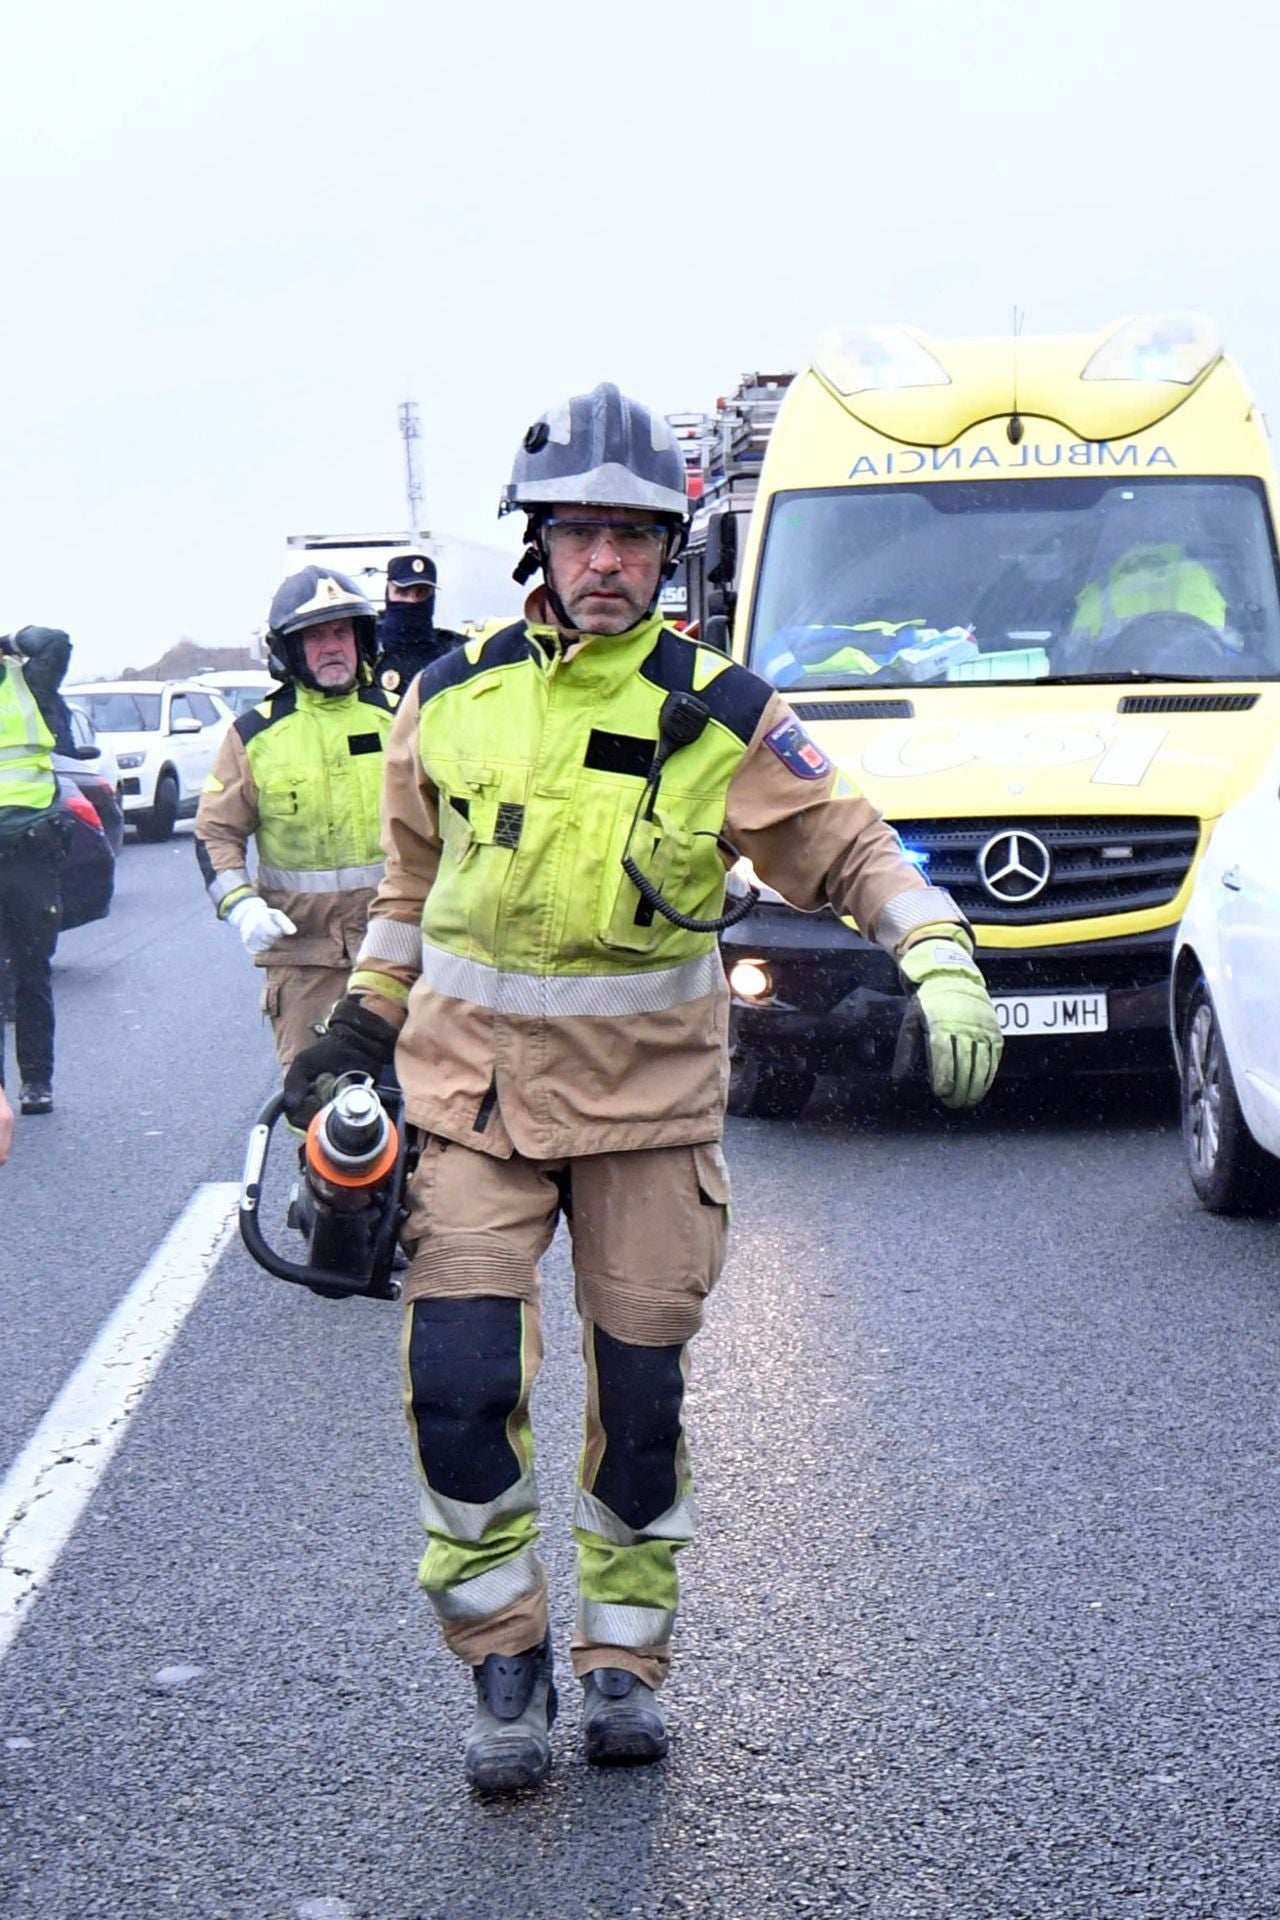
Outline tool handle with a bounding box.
[238,1091,401,1301]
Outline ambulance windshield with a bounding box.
[748,476,1280,688]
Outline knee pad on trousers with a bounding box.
[406,1296,526,1503]
[589,1324,684,1530]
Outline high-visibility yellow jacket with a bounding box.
[349,600,961,1157]
[194,680,396,969]
[0,656,57,826]
[1072,544,1227,639]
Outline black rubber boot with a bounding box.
[581,1667,669,1765]
[465,1636,557,1793]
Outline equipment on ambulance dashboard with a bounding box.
[620,692,760,933]
[762,621,980,688]
[239,1074,412,1301]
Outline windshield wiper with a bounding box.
[1036,670,1222,686]
[782,676,909,693]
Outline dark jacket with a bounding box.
[372,604,465,696]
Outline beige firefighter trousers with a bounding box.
[399,1135,732,1685]
[260,964,347,1069]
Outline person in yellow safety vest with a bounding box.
[282,383,1005,1795]
[1071,542,1228,643]
[193,569,397,1070]
[0,625,75,1117]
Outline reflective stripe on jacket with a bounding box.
[194,680,396,969]
[351,600,956,1158]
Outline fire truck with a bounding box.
[671,374,794,643]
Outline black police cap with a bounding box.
[387,552,438,589]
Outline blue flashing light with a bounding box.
[899,844,930,871]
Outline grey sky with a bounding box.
[2,0,1275,678]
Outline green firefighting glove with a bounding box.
[894,930,1003,1109]
[282,996,399,1130]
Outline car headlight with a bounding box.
[728,960,773,1001]
[115,752,146,769]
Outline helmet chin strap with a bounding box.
[540,542,580,630]
[511,517,575,628]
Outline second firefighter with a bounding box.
[194,569,396,1068]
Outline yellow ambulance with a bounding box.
[713,314,1280,1114]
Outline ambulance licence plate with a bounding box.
[993,993,1108,1037]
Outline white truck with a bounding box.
[284,529,525,634]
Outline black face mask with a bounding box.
[381,600,435,649]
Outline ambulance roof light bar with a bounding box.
[1081,312,1222,386]
[814,324,952,398]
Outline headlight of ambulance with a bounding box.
[1082,311,1220,386]
[115,751,146,769]
[728,960,772,1001]
[815,323,951,397]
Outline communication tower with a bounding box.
[398,400,425,536]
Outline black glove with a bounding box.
[282,996,399,1129]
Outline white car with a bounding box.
[195,669,281,717]
[62,680,232,841]
[1171,741,1280,1213]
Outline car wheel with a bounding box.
[135,772,179,842]
[1180,982,1279,1214]
[727,1047,816,1120]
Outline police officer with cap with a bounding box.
[373,550,465,695]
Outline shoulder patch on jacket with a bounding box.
[418,622,532,706]
[762,715,832,780]
[640,628,773,745]
[235,682,297,745]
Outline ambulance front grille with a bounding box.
[892,815,1202,926]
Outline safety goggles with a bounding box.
[541,519,670,562]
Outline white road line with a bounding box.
[0,1181,240,1668]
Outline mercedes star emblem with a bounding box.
[978,829,1053,904]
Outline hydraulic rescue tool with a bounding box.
[239,1072,412,1301]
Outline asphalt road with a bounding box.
[2,838,1278,1920]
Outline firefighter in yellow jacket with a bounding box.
[284,386,1004,1793]
[194,569,396,1069]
